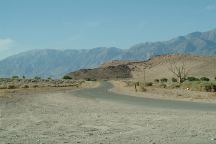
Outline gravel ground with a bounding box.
[0,82,216,144]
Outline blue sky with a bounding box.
[0,0,216,59]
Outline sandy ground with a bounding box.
[110,80,216,103]
[1,81,216,144]
[0,81,99,98]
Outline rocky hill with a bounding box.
[67,54,216,81]
[67,64,132,80]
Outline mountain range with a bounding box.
[0,28,216,78]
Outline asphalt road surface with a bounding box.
[72,81,216,112]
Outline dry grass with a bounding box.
[130,55,216,82]
[110,80,216,103]
[0,80,99,98]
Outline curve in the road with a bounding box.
[72,81,216,111]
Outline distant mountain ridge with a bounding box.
[0,28,216,77]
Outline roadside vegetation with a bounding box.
[127,76,216,93]
[127,55,216,93]
[0,76,85,89]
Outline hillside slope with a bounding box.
[67,54,216,81]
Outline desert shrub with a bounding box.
[62,75,72,79]
[171,77,178,83]
[145,82,153,86]
[32,85,39,88]
[159,83,167,88]
[22,76,26,79]
[21,85,29,88]
[215,77,216,81]
[85,78,96,81]
[126,81,134,86]
[180,78,186,83]
[12,76,19,79]
[182,81,201,91]
[202,83,216,92]
[200,77,210,81]
[183,81,216,92]
[34,76,41,80]
[138,85,147,92]
[169,83,180,88]
[154,79,159,83]
[160,78,168,83]
[48,77,52,80]
[85,78,90,81]
[7,85,16,89]
[0,84,7,89]
[204,85,211,92]
[187,76,199,81]
[212,84,216,92]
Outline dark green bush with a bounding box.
[204,85,212,92]
[34,76,41,80]
[160,78,168,83]
[85,78,91,81]
[180,78,186,83]
[85,78,96,81]
[201,83,216,92]
[159,83,167,88]
[145,82,153,86]
[154,79,159,83]
[187,77,199,81]
[62,75,72,79]
[200,77,210,81]
[169,84,180,88]
[171,77,178,83]
[7,85,16,89]
[32,85,39,88]
[12,76,19,79]
[212,84,216,92]
[22,85,29,88]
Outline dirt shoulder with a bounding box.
[0,81,100,98]
[110,80,216,103]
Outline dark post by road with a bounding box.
[143,67,146,84]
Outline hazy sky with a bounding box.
[0,0,216,59]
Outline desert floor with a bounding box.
[110,80,216,103]
[1,81,216,144]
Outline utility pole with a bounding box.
[143,67,146,84]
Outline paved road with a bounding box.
[72,81,216,112]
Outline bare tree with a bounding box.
[168,55,189,83]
